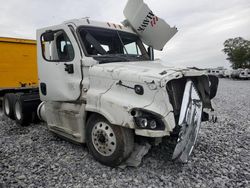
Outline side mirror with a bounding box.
[43,31,54,42]
[148,46,154,61]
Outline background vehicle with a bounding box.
[0,37,40,125]
[207,67,225,78]
[239,69,250,80]
[231,69,242,79]
[223,69,233,78]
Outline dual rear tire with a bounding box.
[3,93,40,126]
[3,93,17,120]
[14,95,32,126]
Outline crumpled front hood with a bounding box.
[89,60,206,86]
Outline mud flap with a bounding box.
[172,80,203,163]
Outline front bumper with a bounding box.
[172,80,203,162]
[134,75,218,138]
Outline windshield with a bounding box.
[78,26,150,63]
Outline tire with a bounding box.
[86,114,134,167]
[3,93,17,120]
[14,95,32,126]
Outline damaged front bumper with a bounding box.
[121,80,207,167]
[172,80,203,163]
[133,78,217,164]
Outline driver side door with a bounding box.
[37,25,82,102]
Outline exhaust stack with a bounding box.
[37,102,46,122]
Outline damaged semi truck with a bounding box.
[2,0,218,167]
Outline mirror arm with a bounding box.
[148,46,154,61]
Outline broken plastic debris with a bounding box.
[119,143,151,169]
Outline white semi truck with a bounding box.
[3,0,219,167]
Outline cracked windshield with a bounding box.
[78,27,150,63]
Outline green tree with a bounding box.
[223,37,250,69]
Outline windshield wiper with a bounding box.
[93,55,130,64]
[115,54,144,60]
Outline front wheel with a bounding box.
[86,114,134,167]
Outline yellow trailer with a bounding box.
[0,37,40,125]
[0,37,38,90]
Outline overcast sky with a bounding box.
[0,0,250,68]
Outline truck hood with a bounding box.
[89,60,206,86]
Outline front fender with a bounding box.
[86,76,175,134]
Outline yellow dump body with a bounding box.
[0,37,38,89]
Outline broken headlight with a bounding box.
[132,109,165,130]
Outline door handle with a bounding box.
[64,63,74,74]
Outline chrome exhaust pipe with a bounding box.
[37,102,46,122]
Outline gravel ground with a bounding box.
[0,79,249,188]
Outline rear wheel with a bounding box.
[86,114,134,167]
[3,93,17,120]
[14,95,32,126]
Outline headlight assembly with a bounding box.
[132,109,165,130]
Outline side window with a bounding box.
[101,45,110,52]
[124,42,141,55]
[41,30,74,61]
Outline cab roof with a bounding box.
[63,18,136,34]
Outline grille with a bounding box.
[166,78,187,116]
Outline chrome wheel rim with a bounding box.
[15,102,22,120]
[4,99,10,115]
[91,122,116,156]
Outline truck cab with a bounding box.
[36,0,218,166]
